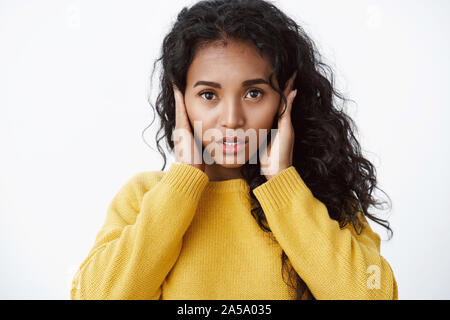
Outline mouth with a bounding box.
[221,136,246,144]
[217,136,247,154]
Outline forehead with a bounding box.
[186,40,273,84]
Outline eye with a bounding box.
[199,91,216,101]
[246,88,264,99]
[198,88,265,102]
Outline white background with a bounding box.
[1,0,449,299]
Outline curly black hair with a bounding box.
[142,0,393,300]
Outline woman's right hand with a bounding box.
[172,84,205,172]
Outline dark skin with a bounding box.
[173,39,297,181]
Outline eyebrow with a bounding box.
[193,78,268,88]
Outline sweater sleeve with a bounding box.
[252,166,398,300]
[70,162,209,300]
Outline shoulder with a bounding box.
[110,170,166,216]
[119,170,166,199]
[126,170,165,190]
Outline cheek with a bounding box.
[250,112,275,130]
[184,103,215,144]
[184,97,196,122]
[245,102,279,149]
[247,102,279,132]
[248,115,273,149]
[185,98,209,127]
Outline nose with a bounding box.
[219,97,245,128]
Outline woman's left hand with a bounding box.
[260,71,298,180]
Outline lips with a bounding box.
[222,136,246,144]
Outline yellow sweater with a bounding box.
[70,162,398,300]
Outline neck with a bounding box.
[204,163,244,181]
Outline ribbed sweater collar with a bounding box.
[204,178,250,193]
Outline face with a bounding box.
[184,39,281,180]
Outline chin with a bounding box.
[209,152,249,168]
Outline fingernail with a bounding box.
[293,89,298,98]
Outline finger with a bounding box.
[283,70,298,95]
[173,84,190,131]
[259,134,271,165]
[284,89,297,120]
[278,71,298,117]
[173,85,190,160]
[278,88,297,120]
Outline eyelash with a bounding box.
[198,88,264,101]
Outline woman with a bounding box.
[71,0,398,300]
